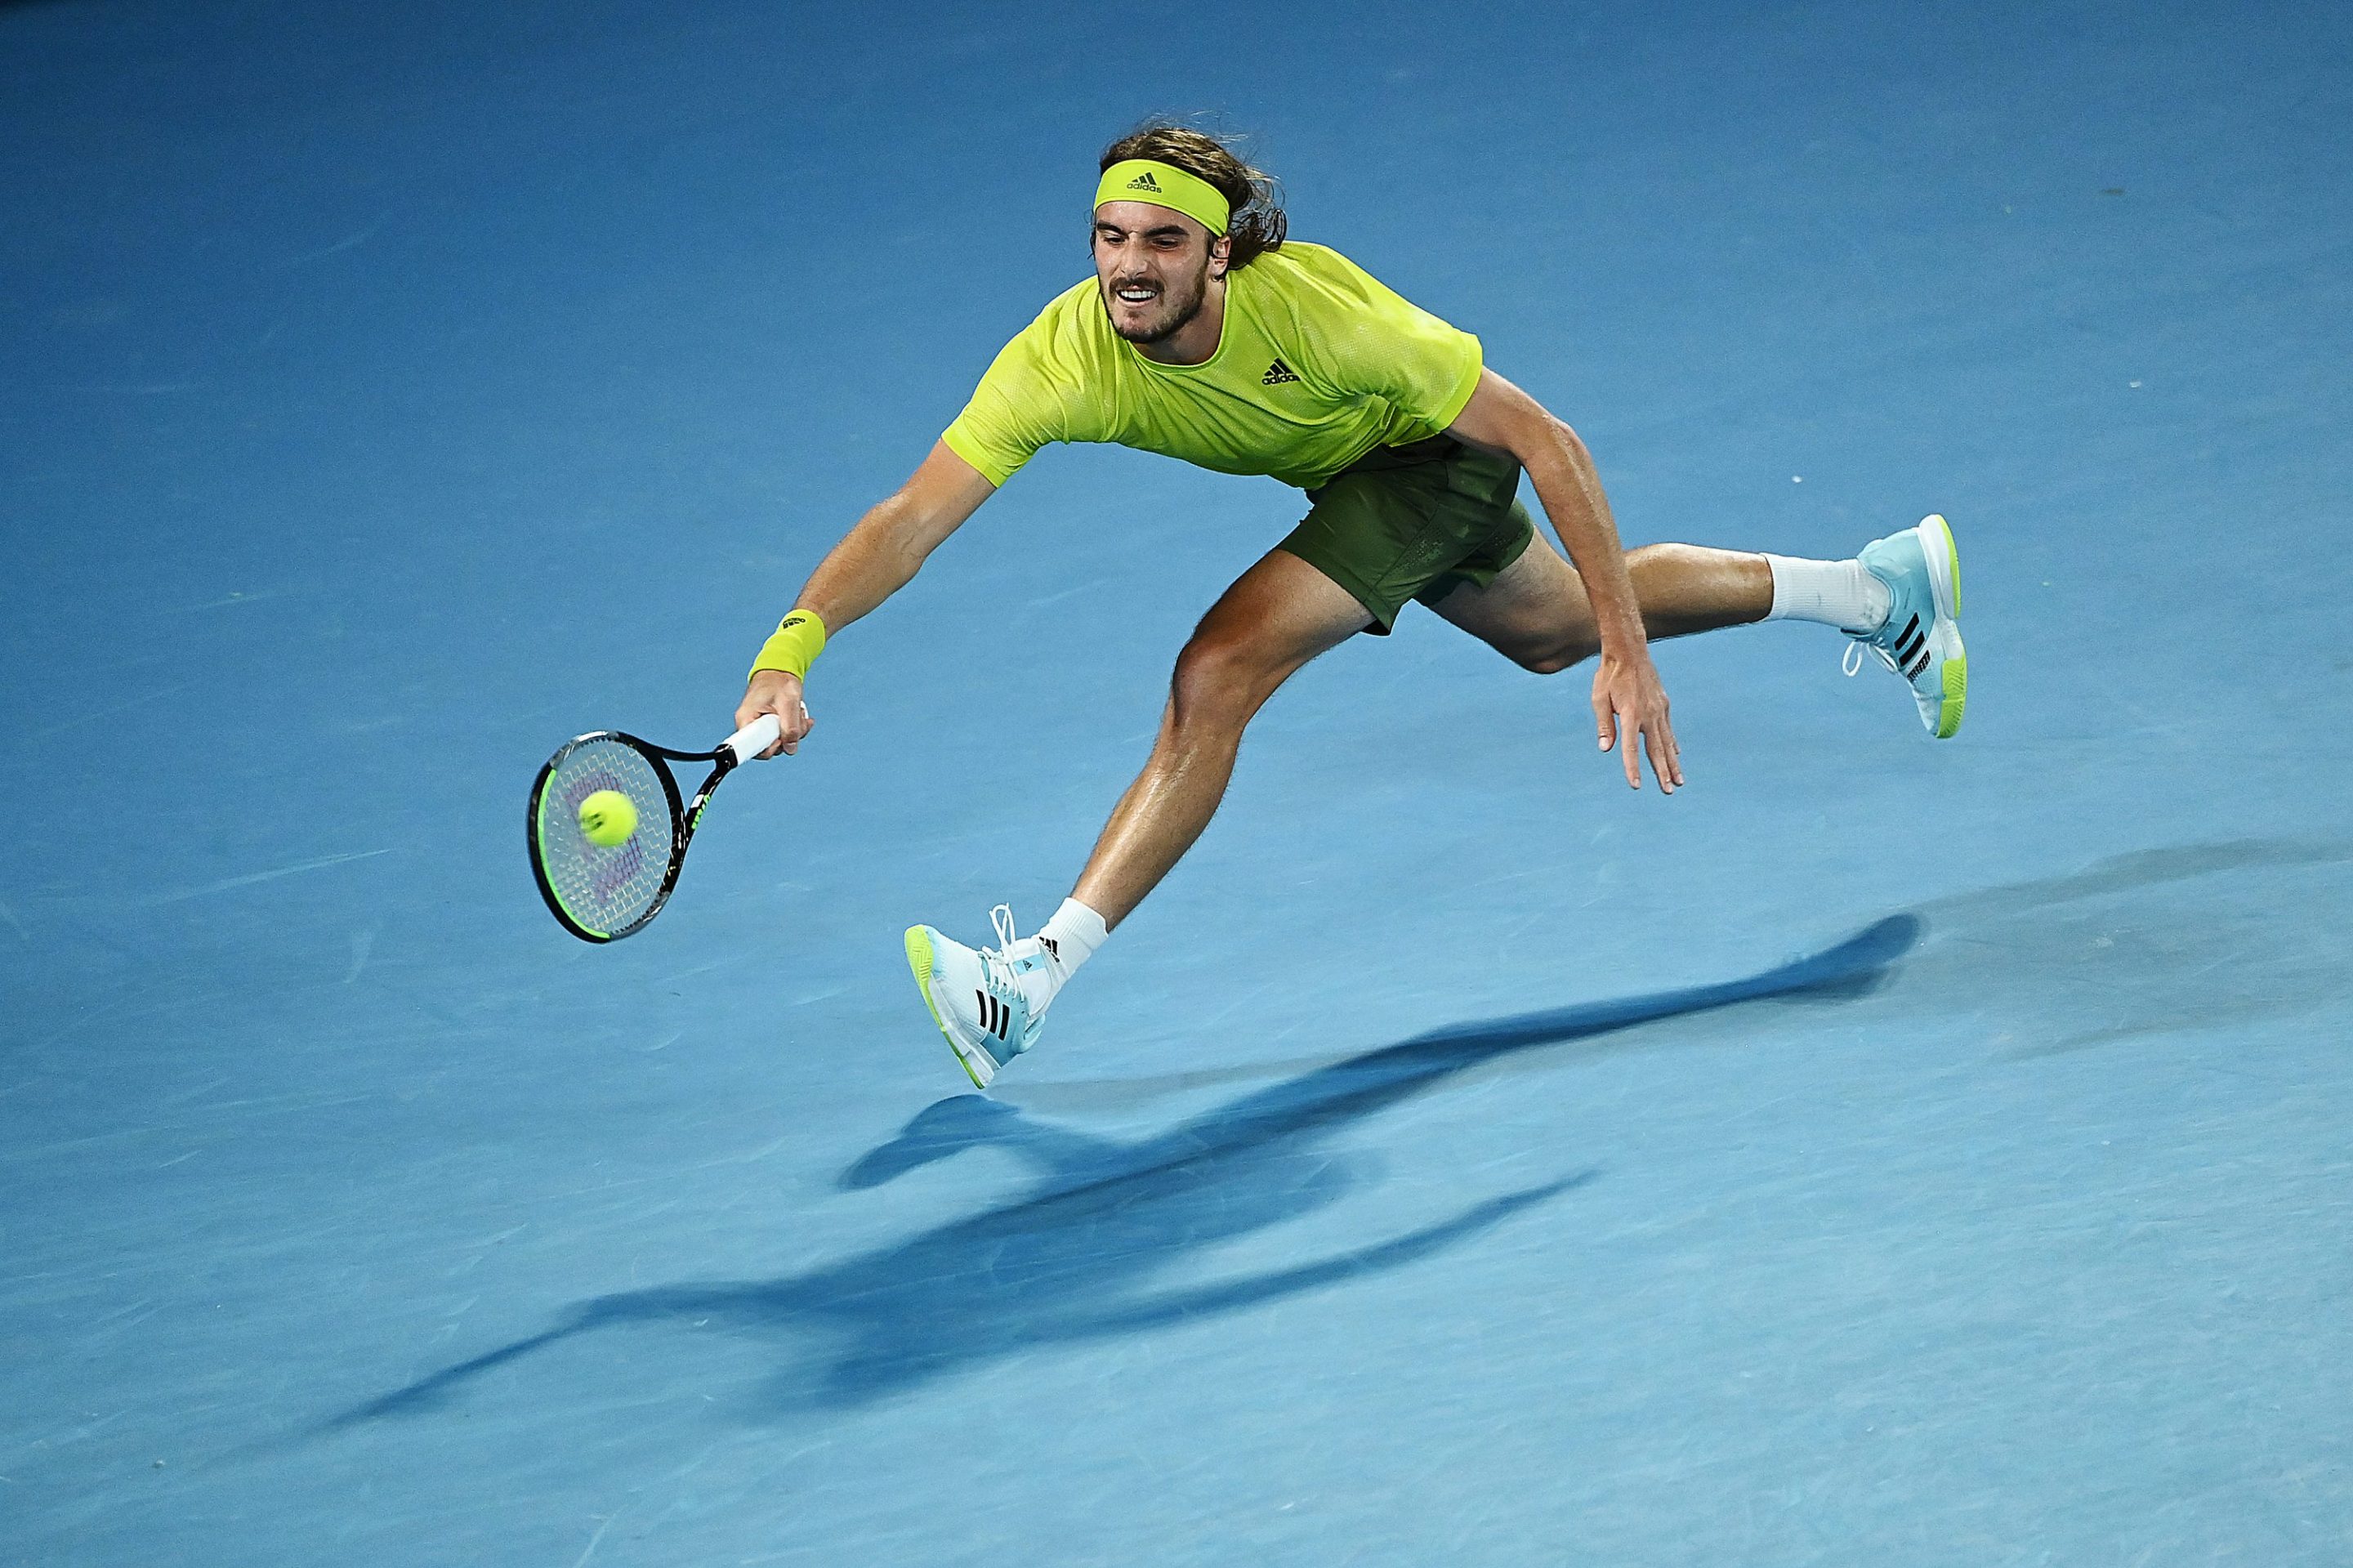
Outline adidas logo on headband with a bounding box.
[1125,171,1162,191]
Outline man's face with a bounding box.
[1092,201,1226,345]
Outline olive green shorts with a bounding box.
[1278,436,1538,635]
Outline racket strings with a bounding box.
[535,739,675,936]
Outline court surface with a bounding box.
[4,1,2350,1562]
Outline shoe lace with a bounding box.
[1842,638,1899,679]
[977,904,1023,1003]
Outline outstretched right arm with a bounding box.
[734,440,996,757]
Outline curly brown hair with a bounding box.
[1099,123,1287,268]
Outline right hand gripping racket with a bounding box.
[526,715,778,942]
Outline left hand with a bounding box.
[1592,644,1682,793]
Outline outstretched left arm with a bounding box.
[1445,368,1682,793]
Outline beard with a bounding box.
[1101,260,1210,346]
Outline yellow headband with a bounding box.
[1094,159,1230,237]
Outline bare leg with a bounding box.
[1430,535,1770,672]
[1071,549,1373,929]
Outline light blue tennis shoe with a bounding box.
[904,905,1058,1088]
[1847,514,1967,739]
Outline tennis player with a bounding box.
[735,124,1964,1088]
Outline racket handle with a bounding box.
[726,713,782,766]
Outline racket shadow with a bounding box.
[329,914,1918,1427]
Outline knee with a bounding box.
[1514,637,1596,676]
[1170,632,1275,728]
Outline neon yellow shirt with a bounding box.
[940,242,1483,492]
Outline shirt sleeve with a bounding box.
[1288,248,1484,431]
[940,310,1071,487]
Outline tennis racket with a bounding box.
[526,714,779,943]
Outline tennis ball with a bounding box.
[578,788,639,847]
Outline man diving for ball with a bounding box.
[734,124,1965,1089]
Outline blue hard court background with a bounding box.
[3,1,2350,1562]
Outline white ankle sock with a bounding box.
[1036,898,1109,984]
[1762,555,1890,634]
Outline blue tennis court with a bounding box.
[5,1,2350,1561]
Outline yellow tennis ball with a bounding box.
[578,788,639,847]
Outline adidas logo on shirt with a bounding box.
[1261,358,1300,386]
[1126,171,1162,191]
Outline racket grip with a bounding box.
[726,713,782,765]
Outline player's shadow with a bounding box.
[333,914,1918,1424]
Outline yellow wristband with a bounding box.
[748,609,827,681]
